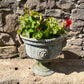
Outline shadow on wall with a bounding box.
[46,57,84,75]
[19,0,27,7]
[63,51,81,59]
[44,51,83,75]
[50,58,84,75]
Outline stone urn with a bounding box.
[20,35,66,76]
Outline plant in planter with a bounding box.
[17,7,72,76]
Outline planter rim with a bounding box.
[20,34,66,42]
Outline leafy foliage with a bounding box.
[17,7,66,39]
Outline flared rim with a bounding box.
[20,34,66,42]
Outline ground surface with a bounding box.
[0,58,84,84]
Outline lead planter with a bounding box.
[20,35,66,76]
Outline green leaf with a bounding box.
[19,17,24,21]
[20,20,26,27]
[28,16,33,22]
[26,26,30,30]
[35,22,40,29]
[29,29,34,32]
[53,28,58,34]
[24,14,28,18]
[27,31,30,38]
[31,21,35,28]
[17,29,22,34]
[44,30,50,38]
[32,31,43,39]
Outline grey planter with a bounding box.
[20,35,66,76]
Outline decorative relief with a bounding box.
[38,49,48,59]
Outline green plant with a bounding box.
[17,7,67,39]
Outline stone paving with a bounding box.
[0,58,84,84]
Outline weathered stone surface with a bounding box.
[46,9,70,18]
[67,38,83,46]
[61,11,70,18]
[0,13,3,31]
[83,47,84,50]
[0,8,12,12]
[78,3,84,9]
[80,51,84,57]
[56,0,74,10]
[0,39,4,46]
[71,9,84,20]
[25,0,47,12]
[47,0,55,8]
[18,44,28,58]
[70,20,84,31]
[0,13,3,26]
[70,8,84,31]
[0,0,83,59]
[4,14,19,33]
[16,7,24,15]
[67,31,79,37]
[0,80,19,84]
[0,1,10,8]
[82,41,84,45]
[0,46,18,59]
[0,0,18,9]
[83,28,84,32]
[36,2,46,12]
[0,33,15,46]
[0,59,84,83]
[78,0,84,4]
[11,33,23,47]
[46,9,62,17]
[71,8,84,31]
[25,0,39,10]
[78,34,84,38]
[63,45,82,57]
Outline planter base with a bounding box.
[32,61,55,76]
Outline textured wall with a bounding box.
[0,0,84,59]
